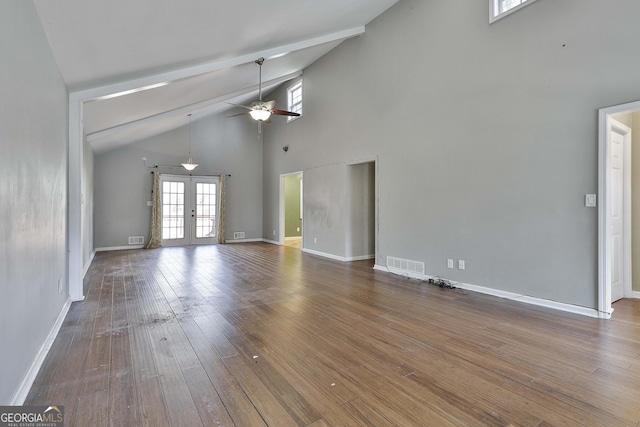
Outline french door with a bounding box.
[160,174,219,246]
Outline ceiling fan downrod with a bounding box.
[255,57,265,101]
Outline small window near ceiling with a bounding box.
[287,80,303,122]
[490,0,539,23]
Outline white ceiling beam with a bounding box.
[86,71,302,142]
[77,26,364,102]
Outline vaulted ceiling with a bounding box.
[33,0,399,152]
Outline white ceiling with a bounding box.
[33,0,399,152]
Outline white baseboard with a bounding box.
[95,245,144,252]
[373,265,600,319]
[631,291,640,299]
[302,249,374,263]
[83,250,96,278]
[225,238,264,244]
[262,239,282,245]
[346,254,375,262]
[460,282,600,318]
[302,248,347,262]
[11,297,72,405]
[285,236,302,241]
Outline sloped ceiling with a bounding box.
[33,0,399,152]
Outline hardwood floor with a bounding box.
[26,243,640,426]
[284,237,302,249]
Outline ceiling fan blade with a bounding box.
[227,111,249,118]
[272,109,301,117]
[226,102,254,111]
[264,100,276,110]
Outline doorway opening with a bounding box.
[346,160,376,262]
[160,174,219,246]
[280,172,303,249]
[598,102,640,318]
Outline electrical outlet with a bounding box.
[458,260,465,270]
[273,230,276,236]
[58,277,63,294]
[447,259,454,269]
[297,227,300,232]
[314,237,317,244]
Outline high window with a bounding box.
[287,80,303,122]
[490,0,538,23]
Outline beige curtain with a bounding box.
[217,174,226,244]
[144,171,163,249]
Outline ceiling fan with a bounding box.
[229,57,301,123]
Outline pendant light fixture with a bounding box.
[181,113,199,171]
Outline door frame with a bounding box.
[279,171,303,246]
[598,103,637,318]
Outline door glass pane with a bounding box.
[195,182,216,238]
[162,181,185,240]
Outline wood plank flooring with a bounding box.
[26,243,640,426]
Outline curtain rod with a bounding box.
[150,170,230,177]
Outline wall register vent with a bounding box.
[386,256,425,276]
[128,236,145,245]
[233,232,246,239]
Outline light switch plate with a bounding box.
[447,259,454,269]
[585,194,597,207]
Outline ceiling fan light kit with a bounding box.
[249,108,272,121]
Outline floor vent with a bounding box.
[386,256,425,276]
[128,236,144,245]
[233,232,246,239]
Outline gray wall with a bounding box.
[94,113,263,248]
[0,1,69,404]
[301,163,348,256]
[262,0,640,309]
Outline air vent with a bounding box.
[386,256,425,276]
[128,236,144,245]
[233,232,246,239]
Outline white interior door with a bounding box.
[160,175,219,246]
[608,118,631,303]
